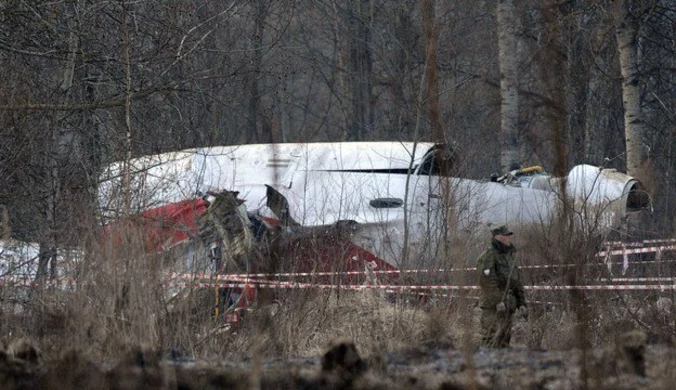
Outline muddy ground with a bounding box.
[2,337,675,389]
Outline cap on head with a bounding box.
[491,225,513,236]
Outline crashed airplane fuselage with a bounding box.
[98,142,650,270]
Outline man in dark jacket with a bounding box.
[476,225,526,348]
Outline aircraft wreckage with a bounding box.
[98,142,650,277]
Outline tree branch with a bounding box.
[0,85,173,111]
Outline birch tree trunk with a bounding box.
[615,1,646,177]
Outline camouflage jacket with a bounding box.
[476,239,525,311]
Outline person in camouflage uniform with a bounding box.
[476,225,526,348]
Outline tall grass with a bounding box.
[2,209,675,381]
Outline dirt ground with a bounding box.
[3,288,676,389]
[2,337,675,389]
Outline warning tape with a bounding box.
[169,270,463,279]
[596,245,676,257]
[164,282,676,291]
[525,285,676,291]
[643,238,676,244]
[4,276,676,291]
[598,277,676,283]
[162,282,480,290]
[172,274,284,285]
[4,241,674,288]
[167,255,676,280]
[603,238,676,247]
[6,248,676,292]
[6,263,676,288]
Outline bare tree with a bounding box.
[563,1,595,166]
[420,0,443,144]
[614,0,653,177]
[497,0,520,171]
[1,0,675,248]
[346,0,375,140]
[246,0,269,143]
[583,11,619,165]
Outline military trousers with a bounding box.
[480,308,513,348]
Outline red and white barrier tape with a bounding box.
[603,238,676,247]
[163,282,482,290]
[164,282,676,291]
[526,285,676,291]
[643,238,676,244]
[4,241,674,288]
[7,276,667,289]
[5,239,676,293]
[4,277,676,291]
[596,245,676,257]
[167,256,676,280]
[599,277,676,283]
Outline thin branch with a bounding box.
[0,85,174,111]
[159,1,245,77]
[0,40,63,58]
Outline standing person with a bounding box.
[476,225,526,348]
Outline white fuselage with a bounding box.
[99,142,646,269]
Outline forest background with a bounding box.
[0,0,675,277]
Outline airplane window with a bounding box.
[369,198,404,208]
[417,145,455,176]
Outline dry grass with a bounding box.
[2,216,676,389]
[218,290,453,360]
[1,227,461,363]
